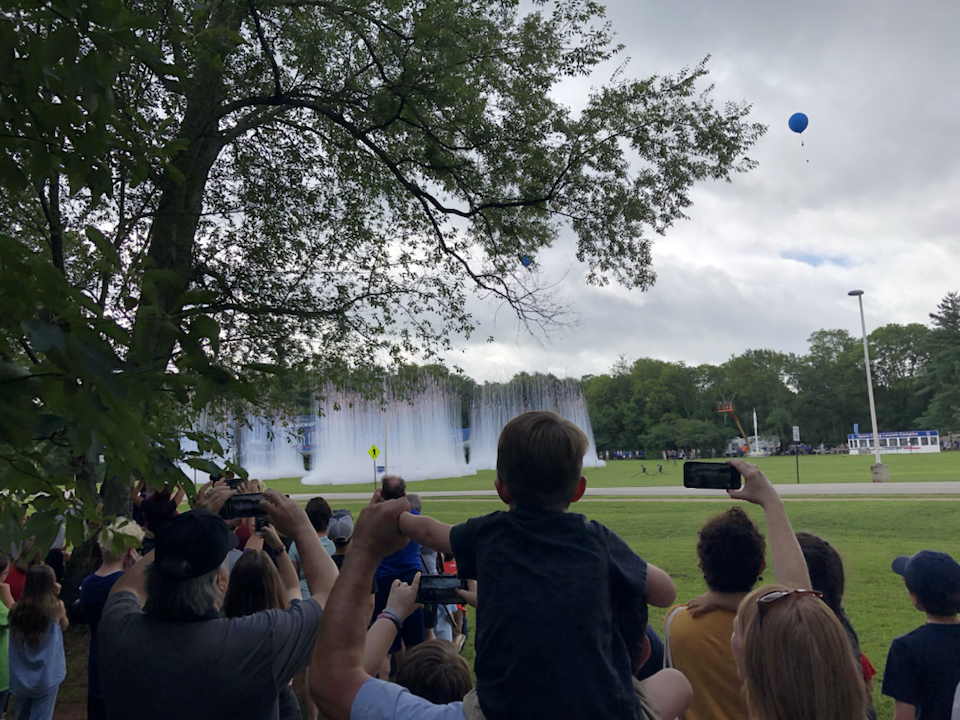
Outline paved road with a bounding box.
[289,481,960,502]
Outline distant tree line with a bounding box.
[582,292,960,453]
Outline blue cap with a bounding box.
[892,550,960,603]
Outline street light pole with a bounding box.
[848,290,889,481]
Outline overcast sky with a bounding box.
[440,0,960,382]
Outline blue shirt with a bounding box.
[9,618,65,697]
[79,571,124,699]
[883,623,960,720]
[376,509,422,580]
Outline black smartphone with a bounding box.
[219,493,268,519]
[416,574,467,605]
[683,462,741,490]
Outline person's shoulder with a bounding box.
[352,676,465,720]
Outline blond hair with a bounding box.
[736,584,867,720]
[99,517,145,563]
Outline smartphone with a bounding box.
[683,462,741,490]
[416,574,467,605]
[219,493,268,519]
[255,516,268,534]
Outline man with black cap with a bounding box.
[98,483,339,720]
[883,550,960,720]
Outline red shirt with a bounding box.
[7,566,26,602]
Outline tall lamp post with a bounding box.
[848,290,890,482]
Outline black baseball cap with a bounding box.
[155,509,239,580]
[892,550,960,603]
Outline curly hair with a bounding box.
[697,507,766,593]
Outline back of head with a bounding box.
[99,517,146,565]
[222,550,287,617]
[381,475,406,500]
[738,585,867,720]
[10,564,58,643]
[697,507,766,593]
[796,532,845,617]
[496,410,588,508]
[396,639,473,704]
[144,509,234,621]
[406,493,422,513]
[893,550,960,617]
[305,496,333,532]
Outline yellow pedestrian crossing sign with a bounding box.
[368,445,380,460]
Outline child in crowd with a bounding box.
[1,555,14,716]
[9,565,69,720]
[398,410,679,720]
[883,550,960,720]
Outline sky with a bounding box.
[441,0,960,382]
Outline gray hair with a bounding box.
[144,557,226,621]
[406,493,422,513]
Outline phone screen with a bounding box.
[416,574,466,605]
[683,462,741,490]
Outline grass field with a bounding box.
[258,450,960,496]
[307,496,959,720]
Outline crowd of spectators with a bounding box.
[1,410,959,720]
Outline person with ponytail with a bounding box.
[8,565,68,720]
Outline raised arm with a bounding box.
[362,574,421,676]
[645,563,678,608]
[311,496,412,720]
[261,490,339,606]
[726,459,811,589]
[131,476,146,508]
[172,482,186,507]
[398,512,453,556]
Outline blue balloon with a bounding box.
[521,255,531,267]
[788,113,809,134]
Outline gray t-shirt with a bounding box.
[99,591,321,720]
[352,677,465,720]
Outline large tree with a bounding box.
[1,0,764,551]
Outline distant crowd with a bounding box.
[1,410,959,720]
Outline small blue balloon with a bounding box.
[521,255,531,267]
[788,113,809,134]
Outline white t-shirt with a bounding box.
[951,679,960,720]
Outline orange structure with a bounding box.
[717,402,750,453]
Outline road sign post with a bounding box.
[793,426,801,484]
[368,444,380,490]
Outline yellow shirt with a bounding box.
[665,605,746,720]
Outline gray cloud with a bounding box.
[440,0,960,381]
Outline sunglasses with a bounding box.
[756,589,823,624]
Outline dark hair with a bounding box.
[904,579,960,617]
[496,411,588,508]
[697,507,766,593]
[305,497,333,532]
[797,532,845,616]
[9,565,59,644]
[0,554,9,575]
[222,551,288,617]
[381,475,406,500]
[396,640,473,704]
[144,563,222,621]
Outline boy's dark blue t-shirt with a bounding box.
[79,571,124,699]
[450,506,648,720]
[882,622,960,720]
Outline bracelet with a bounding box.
[377,609,403,634]
[267,545,286,558]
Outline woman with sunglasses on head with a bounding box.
[723,460,868,720]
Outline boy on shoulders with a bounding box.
[398,410,678,720]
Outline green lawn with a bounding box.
[319,496,958,720]
[260,451,960,496]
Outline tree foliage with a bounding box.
[585,309,945,452]
[1,0,765,554]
